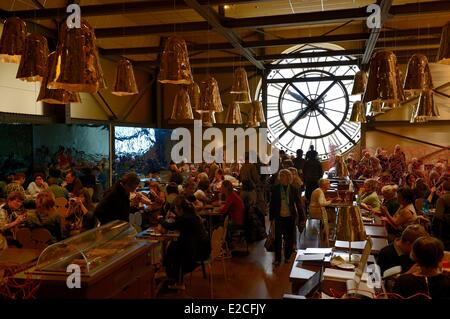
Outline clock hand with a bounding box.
[288,90,308,103]
[278,105,312,139]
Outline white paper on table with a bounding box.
[296,254,325,261]
[305,248,333,254]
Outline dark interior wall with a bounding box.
[0,124,33,178]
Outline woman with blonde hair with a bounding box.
[288,167,304,190]
[360,178,381,212]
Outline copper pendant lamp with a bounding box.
[225,101,243,124]
[410,90,439,123]
[249,101,265,123]
[187,82,200,110]
[112,58,139,96]
[48,19,106,93]
[351,71,368,95]
[201,111,216,127]
[404,54,434,93]
[369,100,384,116]
[437,21,450,64]
[230,67,250,94]
[158,36,193,85]
[197,76,223,113]
[363,50,405,103]
[16,34,48,82]
[349,101,367,123]
[37,52,81,104]
[0,17,26,63]
[170,87,194,120]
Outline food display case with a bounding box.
[15,221,158,299]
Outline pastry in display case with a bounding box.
[15,220,158,299]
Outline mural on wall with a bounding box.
[0,124,33,179]
[113,127,174,180]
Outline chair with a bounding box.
[15,228,52,249]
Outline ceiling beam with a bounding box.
[6,1,270,20]
[361,0,393,67]
[192,65,256,74]
[266,60,357,70]
[375,37,441,49]
[389,0,450,16]
[95,22,211,38]
[257,49,365,61]
[183,0,265,70]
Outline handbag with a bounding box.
[264,221,275,252]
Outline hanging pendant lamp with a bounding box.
[158,36,193,85]
[410,90,439,123]
[404,54,434,93]
[48,19,106,93]
[363,50,405,103]
[197,76,223,113]
[112,58,139,96]
[37,52,81,104]
[349,101,367,123]
[201,111,216,127]
[16,34,48,82]
[0,17,26,63]
[351,71,368,95]
[230,67,251,94]
[250,101,265,123]
[170,87,194,120]
[369,100,384,116]
[437,21,450,64]
[225,101,243,124]
[187,82,200,110]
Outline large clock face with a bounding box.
[259,47,361,161]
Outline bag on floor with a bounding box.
[264,221,275,252]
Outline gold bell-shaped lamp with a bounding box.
[250,101,265,122]
[48,19,106,93]
[201,111,216,127]
[335,206,367,262]
[349,101,367,123]
[187,82,200,110]
[363,50,405,104]
[225,101,243,124]
[231,67,251,95]
[369,100,384,116]
[437,21,450,65]
[411,90,440,123]
[158,36,193,85]
[16,34,48,82]
[351,71,368,95]
[404,54,434,93]
[112,58,138,96]
[38,52,81,104]
[197,76,223,113]
[0,17,26,63]
[170,87,194,120]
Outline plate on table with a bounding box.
[336,263,355,270]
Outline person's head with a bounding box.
[6,191,25,210]
[166,182,179,195]
[215,169,224,181]
[197,172,209,183]
[34,173,45,186]
[288,167,300,178]
[169,161,178,171]
[221,180,234,195]
[14,172,26,185]
[363,150,370,158]
[173,195,194,216]
[78,188,93,207]
[120,172,140,194]
[183,180,197,197]
[36,190,55,210]
[364,178,378,193]
[381,184,398,200]
[394,144,401,153]
[296,149,303,158]
[397,187,415,206]
[319,178,330,191]
[411,236,444,270]
[198,180,210,192]
[399,224,428,254]
[405,173,416,187]
[278,169,292,186]
[65,170,76,184]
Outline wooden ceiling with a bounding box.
[0,0,449,73]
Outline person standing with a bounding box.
[293,149,305,172]
[389,144,407,185]
[431,181,450,250]
[303,148,323,202]
[269,169,302,266]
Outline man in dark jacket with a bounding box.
[94,172,140,224]
[303,149,323,202]
[269,169,304,265]
[293,149,305,172]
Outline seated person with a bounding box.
[25,190,63,242]
[309,178,334,220]
[381,184,400,216]
[47,177,68,199]
[65,188,97,235]
[360,178,381,212]
[165,182,179,206]
[378,187,418,237]
[220,180,245,248]
[0,192,26,248]
[194,179,210,203]
[211,169,224,192]
[62,170,83,197]
[158,196,210,288]
[431,181,450,250]
[169,161,183,185]
[183,180,203,211]
[27,173,49,199]
[377,224,428,275]
[393,236,450,299]
[5,172,27,198]
[147,181,165,204]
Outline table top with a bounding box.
[136,227,180,241]
[334,237,388,254]
[364,225,388,238]
[198,206,224,216]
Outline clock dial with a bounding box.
[260,47,361,161]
